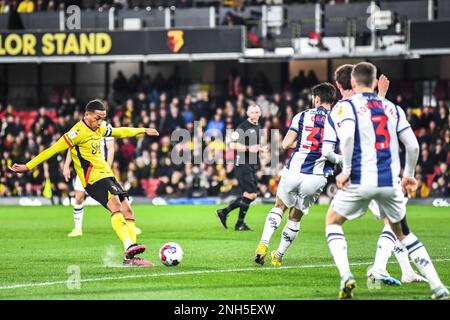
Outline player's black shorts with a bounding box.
[236,165,258,194]
[84,177,128,209]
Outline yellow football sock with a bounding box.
[111,213,133,250]
[126,219,137,244]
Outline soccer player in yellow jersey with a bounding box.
[10,99,159,267]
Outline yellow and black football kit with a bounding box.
[26,120,146,208]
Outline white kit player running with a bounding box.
[323,64,426,286]
[63,120,141,237]
[255,83,341,266]
[325,62,448,300]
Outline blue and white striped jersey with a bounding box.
[332,92,411,187]
[286,106,334,176]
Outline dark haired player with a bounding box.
[324,64,426,286]
[10,99,159,267]
[324,62,448,299]
[255,83,341,266]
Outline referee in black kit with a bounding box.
[216,104,267,231]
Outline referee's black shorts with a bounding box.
[236,165,258,194]
[84,177,129,209]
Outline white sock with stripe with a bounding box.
[259,207,283,246]
[326,224,350,278]
[73,204,84,230]
[275,220,300,258]
[372,225,396,272]
[401,233,443,290]
[393,240,416,276]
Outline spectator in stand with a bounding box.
[411,174,430,198]
[128,73,141,95]
[228,69,242,98]
[432,142,447,164]
[8,1,24,29]
[192,91,209,120]
[46,0,55,10]
[17,0,35,12]
[420,106,435,129]
[429,163,449,196]
[418,148,435,175]
[134,91,148,116]
[306,70,319,88]
[435,101,449,128]
[118,138,136,169]
[290,70,307,94]
[406,108,420,129]
[428,121,440,143]
[253,72,272,95]
[206,109,225,137]
[222,11,245,27]
[153,72,166,93]
[0,0,11,13]
[112,71,128,104]
[58,96,73,117]
[417,127,430,146]
[157,107,171,137]
[1,69,449,201]
[181,95,194,124]
[433,163,449,189]
[4,115,23,137]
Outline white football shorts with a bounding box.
[368,197,408,220]
[277,168,327,214]
[331,184,406,223]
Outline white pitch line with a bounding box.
[1,258,449,291]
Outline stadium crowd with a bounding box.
[0,0,358,13]
[0,70,449,202]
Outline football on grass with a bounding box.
[159,242,184,266]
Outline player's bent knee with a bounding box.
[75,194,85,205]
[389,222,405,240]
[107,196,122,214]
[120,200,135,220]
[274,199,288,212]
[326,208,345,226]
[123,208,135,220]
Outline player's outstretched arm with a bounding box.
[108,127,159,139]
[377,74,390,98]
[9,136,70,173]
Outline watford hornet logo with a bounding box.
[167,30,184,53]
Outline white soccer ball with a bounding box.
[159,242,184,266]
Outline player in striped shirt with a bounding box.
[323,64,426,286]
[325,62,448,300]
[255,83,342,266]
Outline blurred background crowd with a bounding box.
[1,69,449,202]
[0,0,359,14]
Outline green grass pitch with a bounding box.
[0,204,448,300]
